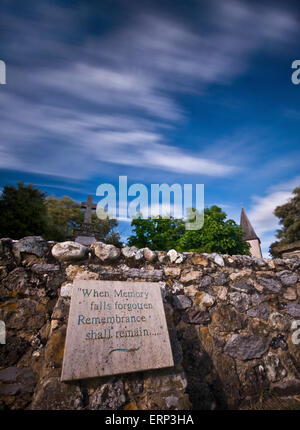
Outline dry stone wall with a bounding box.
[0,236,300,410]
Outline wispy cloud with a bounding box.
[249,190,293,235]
[247,176,300,255]
[0,1,298,180]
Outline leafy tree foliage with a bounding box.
[45,196,82,241]
[91,206,122,247]
[177,206,250,255]
[273,186,300,243]
[269,241,281,258]
[0,183,122,245]
[269,186,300,256]
[0,182,48,239]
[45,196,122,245]
[128,215,185,250]
[128,205,250,255]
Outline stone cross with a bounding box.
[81,195,96,224]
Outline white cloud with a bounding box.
[247,176,300,255]
[248,190,293,235]
[38,63,182,121]
[0,90,238,178]
[0,2,298,180]
[259,231,279,258]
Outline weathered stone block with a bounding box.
[89,380,126,410]
[31,377,83,410]
[3,298,47,331]
[124,267,163,281]
[224,334,269,360]
[277,270,298,286]
[183,284,199,297]
[52,241,87,262]
[182,308,211,325]
[200,275,212,288]
[229,269,252,282]
[228,292,251,312]
[191,254,209,266]
[211,306,246,332]
[285,303,300,318]
[121,246,142,260]
[65,265,99,281]
[215,271,228,285]
[283,287,297,300]
[231,281,254,293]
[247,303,269,321]
[172,295,192,310]
[180,270,202,284]
[143,248,157,262]
[257,276,282,293]
[164,266,181,278]
[264,352,287,382]
[194,291,215,308]
[92,242,121,262]
[51,297,70,321]
[31,264,60,274]
[13,236,48,258]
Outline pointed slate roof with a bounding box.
[240,208,260,242]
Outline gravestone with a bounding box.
[61,280,174,381]
[74,195,97,246]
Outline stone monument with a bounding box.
[74,195,97,246]
[61,280,174,381]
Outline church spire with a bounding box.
[240,208,260,242]
[240,208,262,259]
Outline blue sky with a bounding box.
[0,0,299,255]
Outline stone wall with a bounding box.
[0,236,300,410]
[274,240,300,260]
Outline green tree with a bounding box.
[269,241,281,258]
[128,215,185,250]
[177,206,250,255]
[269,186,300,256]
[128,205,250,255]
[91,206,122,247]
[45,196,122,245]
[45,196,82,241]
[273,186,300,244]
[0,182,48,239]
